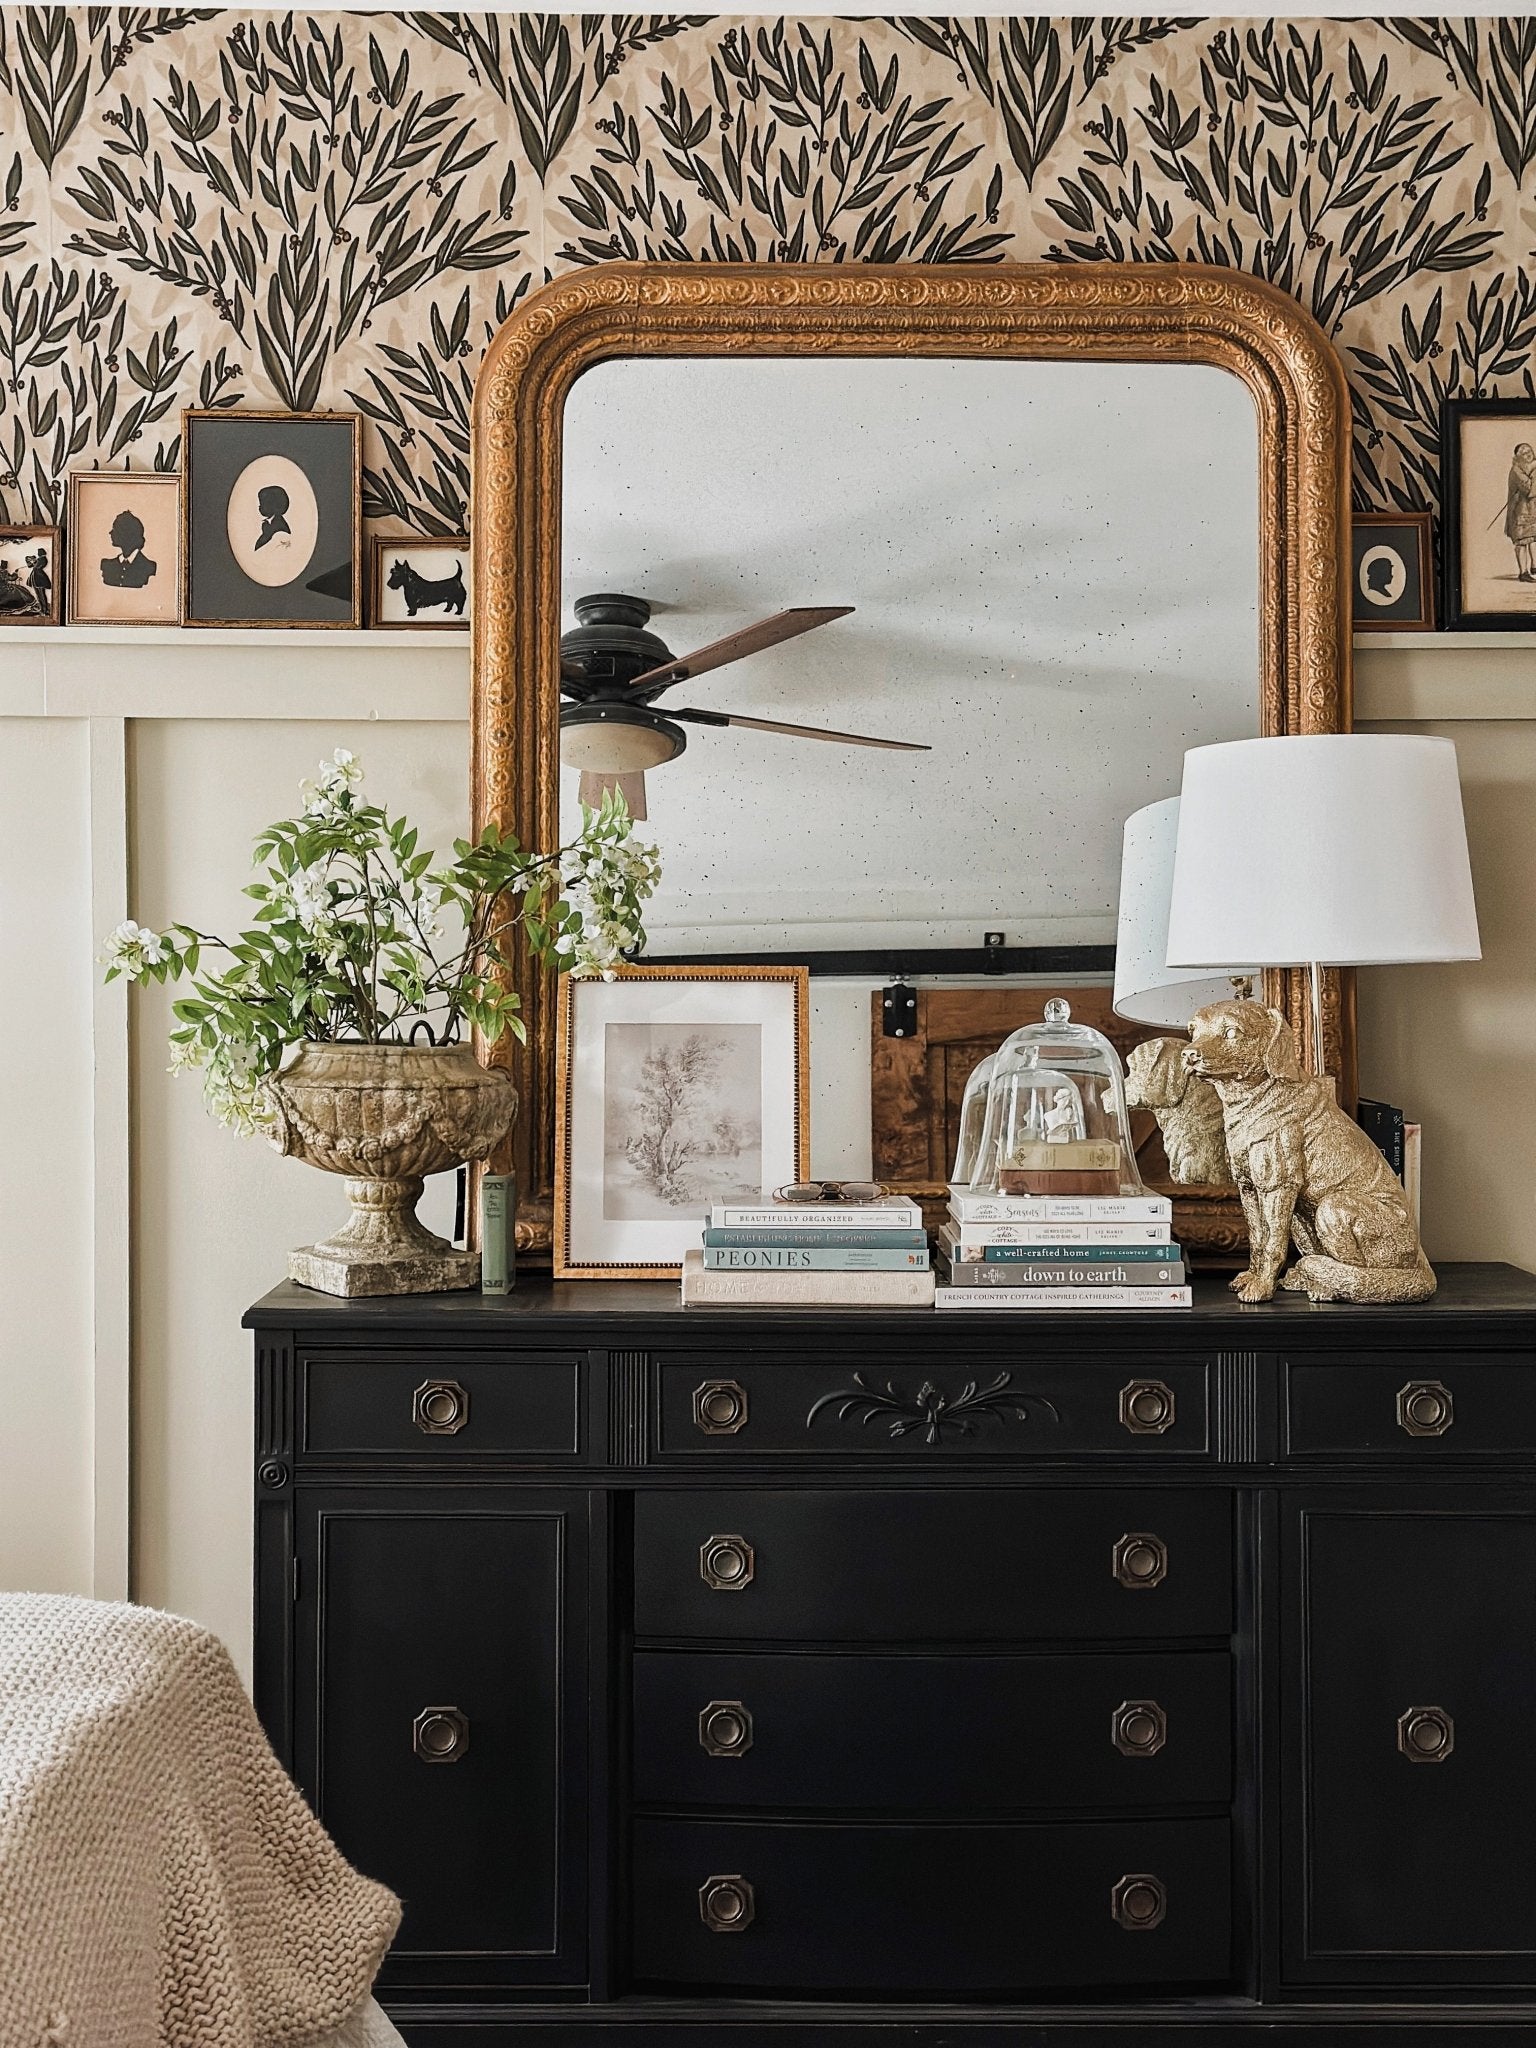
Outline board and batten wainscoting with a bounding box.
[1,626,1534,1676]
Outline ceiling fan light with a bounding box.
[559,706,685,774]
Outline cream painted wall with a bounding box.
[0,721,95,1594]
[130,720,469,1673]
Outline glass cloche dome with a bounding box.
[968,998,1145,1197]
[950,1051,996,1187]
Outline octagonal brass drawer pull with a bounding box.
[699,1699,753,1756]
[413,1378,469,1435]
[693,1379,749,1435]
[1397,1380,1454,1437]
[412,1704,469,1763]
[699,1533,755,1591]
[699,1873,755,1932]
[1398,1705,1454,1762]
[1112,1872,1167,1930]
[1111,1699,1168,1756]
[1119,1379,1176,1435]
[1112,1531,1168,1588]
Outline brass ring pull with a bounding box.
[693,1379,749,1435]
[699,1874,755,1932]
[413,1378,469,1436]
[1111,1699,1168,1756]
[1397,1380,1453,1437]
[1398,1705,1454,1762]
[699,1534,755,1591]
[1119,1379,1176,1435]
[412,1704,469,1763]
[1112,1872,1167,1930]
[1112,1531,1168,1588]
[699,1700,754,1756]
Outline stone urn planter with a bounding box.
[262,1041,517,1296]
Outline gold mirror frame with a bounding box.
[471,261,1353,1254]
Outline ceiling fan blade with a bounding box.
[628,606,854,693]
[672,707,930,752]
[577,768,649,820]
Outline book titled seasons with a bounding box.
[950,1189,1172,1224]
[938,1257,1185,1288]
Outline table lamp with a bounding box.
[1165,734,1480,1073]
[1113,797,1258,1027]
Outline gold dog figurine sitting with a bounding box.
[1184,1000,1435,1305]
[1125,1037,1232,1186]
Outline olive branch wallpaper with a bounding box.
[1,9,1533,538]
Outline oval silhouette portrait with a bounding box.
[226,455,319,587]
[1358,543,1407,607]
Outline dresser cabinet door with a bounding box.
[293,1489,589,1991]
[1284,1494,1536,1986]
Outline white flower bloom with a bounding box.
[98,919,170,976]
[286,867,331,931]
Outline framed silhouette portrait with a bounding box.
[182,410,361,627]
[1442,397,1536,629]
[67,471,182,625]
[370,535,471,628]
[1351,511,1433,633]
[0,526,61,625]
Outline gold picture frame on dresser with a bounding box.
[470,262,1354,1254]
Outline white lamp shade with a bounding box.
[1113,798,1258,1027]
[1166,734,1480,968]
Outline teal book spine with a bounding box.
[480,1173,513,1295]
[701,1246,932,1271]
[702,1226,928,1250]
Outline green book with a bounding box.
[480,1173,514,1295]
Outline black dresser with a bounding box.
[246,1265,1536,2045]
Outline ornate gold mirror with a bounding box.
[472,263,1352,1252]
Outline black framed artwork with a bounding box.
[369,534,470,628]
[0,525,61,623]
[1351,510,1434,632]
[1441,396,1536,629]
[182,410,361,627]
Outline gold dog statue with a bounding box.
[1125,1038,1232,1186]
[1184,1000,1435,1305]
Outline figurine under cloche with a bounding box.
[969,997,1145,1197]
[950,1051,996,1187]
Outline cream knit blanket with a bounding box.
[0,1594,400,2048]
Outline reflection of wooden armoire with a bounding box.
[869,984,1246,1260]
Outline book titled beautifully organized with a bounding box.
[937,1184,1190,1310]
[683,1196,935,1308]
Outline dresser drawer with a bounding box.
[1286,1356,1536,1458]
[632,1814,1232,1991]
[633,1489,1232,1642]
[660,1354,1209,1458]
[634,1647,1232,1810]
[299,1349,582,1457]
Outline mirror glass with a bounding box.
[561,355,1259,958]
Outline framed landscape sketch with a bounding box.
[555,965,810,1278]
[67,471,181,624]
[182,409,361,627]
[1442,397,1536,629]
[1351,510,1434,632]
[0,526,60,623]
[370,535,469,627]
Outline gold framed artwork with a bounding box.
[0,525,61,623]
[67,471,182,625]
[554,964,811,1279]
[470,261,1354,1254]
[1350,510,1434,633]
[370,535,470,627]
[181,409,361,628]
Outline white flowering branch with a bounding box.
[101,749,662,1132]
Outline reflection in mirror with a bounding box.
[561,355,1259,959]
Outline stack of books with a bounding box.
[681,1196,935,1308]
[936,1185,1190,1309]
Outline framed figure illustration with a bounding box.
[182,410,361,627]
[555,965,810,1278]
[0,526,61,624]
[370,535,470,627]
[67,472,182,624]
[1351,510,1434,632]
[1442,397,1536,628]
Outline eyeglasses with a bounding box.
[772,1180,889,1205]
